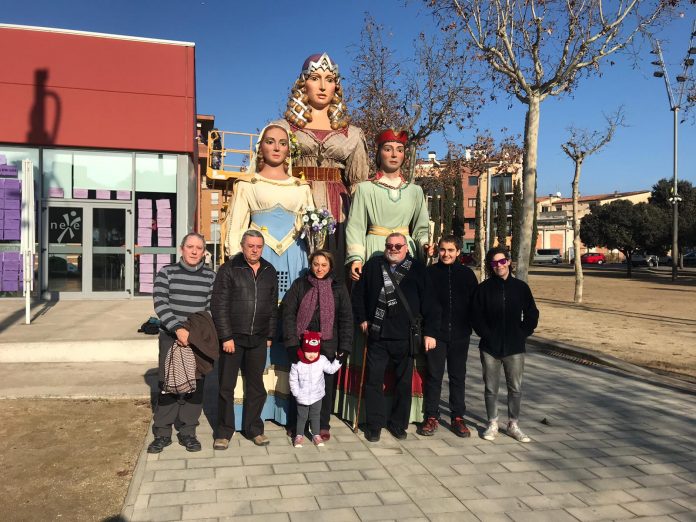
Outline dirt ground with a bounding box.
[0,399,150,522]
[528,265,696,378]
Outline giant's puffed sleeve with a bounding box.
[344,126,370,193]
[410,184,431,258]
[225,181,252,257]
[345,182,370,265]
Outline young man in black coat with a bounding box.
[352,233,440,442]
[418,235,478,438]
[471,246,539,443]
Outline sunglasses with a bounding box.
[386,243,405,251]
[490,258,508,268]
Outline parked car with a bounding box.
[683,251,696,267]
[572,252,606,265]
[533,248,563,265]
[631,253,659,267]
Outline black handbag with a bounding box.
[388,272,423,358]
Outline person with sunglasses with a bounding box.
[351,233,439,442]
[471,246,539,443]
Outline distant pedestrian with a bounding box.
[288,331,342,447]
[149,232,215,454]
[211,229,278,449]
[472,246,539,443]
[418,235,478,438]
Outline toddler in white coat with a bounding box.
[289,331,341,447]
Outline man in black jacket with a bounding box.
[352,233,439,442]
[418,235,478,438]
[211,230,278,448]
[471,246,539,443]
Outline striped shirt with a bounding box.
[153,259,216,333]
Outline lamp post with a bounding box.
[651,21,696,282]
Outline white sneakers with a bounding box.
[506,421,531,443]
[482,420,531,443]
[483,420,499,441]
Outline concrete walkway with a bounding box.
[122,346,696,522]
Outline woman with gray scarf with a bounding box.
[282,250,353,441]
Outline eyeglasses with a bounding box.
[386,243,405,251]
[490,258,508,268]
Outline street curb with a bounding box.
[0,339,158,363]
[121,421,153,521]
[527,336,696,395]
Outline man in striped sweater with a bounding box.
[149,232,216,453]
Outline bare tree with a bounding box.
[427,0,677,281]
[561,108,626,304]
[348,15,481,178]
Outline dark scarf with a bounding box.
[296,275,335,341]
[370,255,412,336]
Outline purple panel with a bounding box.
[4,209,20,221]
[4,179,20,189]
[0,165,18,177]
[2,280,19,292]
[3,261,20,271]
[2,270,19,281]
[2,252,20,261]
[0,230,4,239]
[0,198,4,209]
[4,199,20,209]
[3,230,20,240]
[5,219,20,231]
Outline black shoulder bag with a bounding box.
[387,271,423,358]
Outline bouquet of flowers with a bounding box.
[300,206,337,253]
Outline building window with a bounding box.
[467,219,476,230]
[468,176,478,186]
[467,198,477,207]
[211,210,219,222]
[136,153,177,193]
[44,149,133,198]
[556,205,562,211]
[210,192,219,205]
[541,206,549,213]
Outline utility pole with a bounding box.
[651,22,696,281]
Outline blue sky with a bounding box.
[3,0,696,197]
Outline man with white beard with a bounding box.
[351,233,439,442]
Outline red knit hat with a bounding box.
[297,331,321,364]
[376,128,408,147]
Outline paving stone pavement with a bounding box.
[123,344,696,521]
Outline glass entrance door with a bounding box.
[46,206,84,293]
[92,208,127,293]
[44,203,132,297]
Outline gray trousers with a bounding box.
[296,399,322,437]
[480,351,525,422]
[152,331,204,438]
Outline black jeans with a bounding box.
[153,331,204,437]
[424,336,470,419]
[364,338,413,432]
[217,339,267,439]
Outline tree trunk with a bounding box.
[407,142,418,182]
[572,158,584,304]
[516,94,541,282]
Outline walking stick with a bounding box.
[352,336,369,433]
